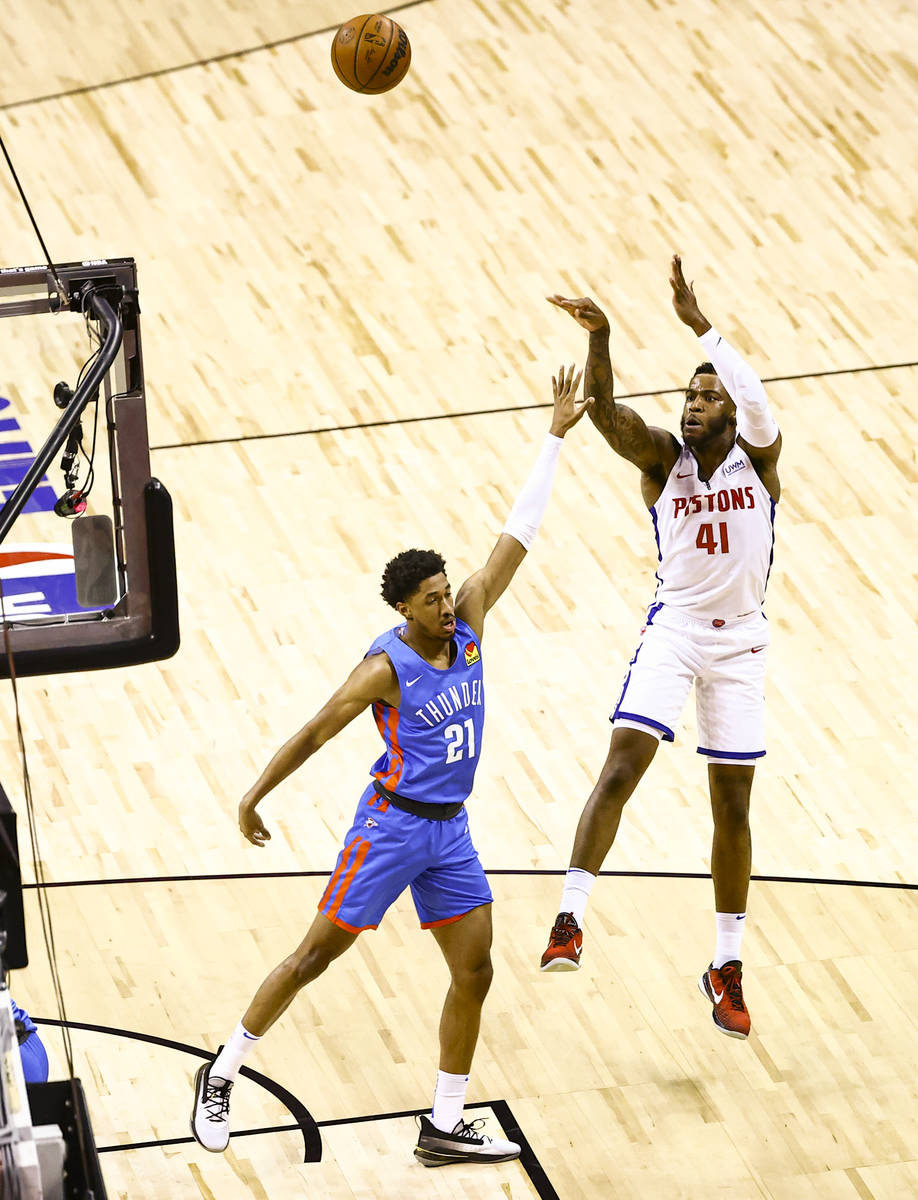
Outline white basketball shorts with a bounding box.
[611,602,769,764]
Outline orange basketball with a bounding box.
[331,14,411,94]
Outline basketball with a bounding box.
[331,14,412,94]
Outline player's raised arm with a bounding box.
[546,294,678,474]
[238,652,398,846]
[455,365,591,636]
[670,254,781,488]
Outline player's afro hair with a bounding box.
[380,549,447,608]
[690,361,716,382]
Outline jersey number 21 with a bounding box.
[445,719,477,762]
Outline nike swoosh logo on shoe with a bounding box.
[711,987,724,1003]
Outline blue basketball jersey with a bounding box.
[366,617,485,806]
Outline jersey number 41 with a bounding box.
[696,522,730,555]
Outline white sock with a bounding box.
[431,1070,469,1133]
[210,1021,262,1082]
[712,912,746,969]
[560,868,596,927]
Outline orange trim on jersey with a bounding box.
[326,837,372,922]
[318,837,361,911]
[381,706,404,789]
[371,702,404,791]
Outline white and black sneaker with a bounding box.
[414,1114,521,1167]
[190,1054,233,1153]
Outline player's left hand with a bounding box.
[669,254,710,332]
[549,364,593,437]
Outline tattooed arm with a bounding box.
[547,295,679,498]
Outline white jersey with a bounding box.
[649,441,776,620]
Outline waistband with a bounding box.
[647,602,764,630]
[372,778,465,821]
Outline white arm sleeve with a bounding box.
[501,433,563,550]
[698,325,779,447]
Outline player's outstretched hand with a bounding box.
[669,254,711,334]
[549,364,594,438]
[239,798,271,847]
[546,294,610,333]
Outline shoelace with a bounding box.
[451,1118,488,1143]
[202,1078,233,1122]
[719,966,745,1008]
[549,917,578,947]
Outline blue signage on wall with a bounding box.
[0,395,105,618]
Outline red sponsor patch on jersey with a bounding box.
[464,641,480,666]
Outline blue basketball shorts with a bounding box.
[612,604,770,764]
[317,785,493,934]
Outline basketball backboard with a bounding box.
[0,258,178,677]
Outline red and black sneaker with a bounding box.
[698,960,750,1038]
[539,912,583,971]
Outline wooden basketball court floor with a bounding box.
[0,1,916,1197]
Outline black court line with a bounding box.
[491,1099,558,1200]
[30,1018,559,1196]
[0,2,432,113]
[21,869,916,891]
[94,1102,484,1151]
[265,1100,557,1198]
[36,1019,322,1162]
[148,358,918,452]
[97,1101,557,1197]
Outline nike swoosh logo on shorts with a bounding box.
[751,646,766,654]
[407,675,423,685]
[677,471,693,478]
